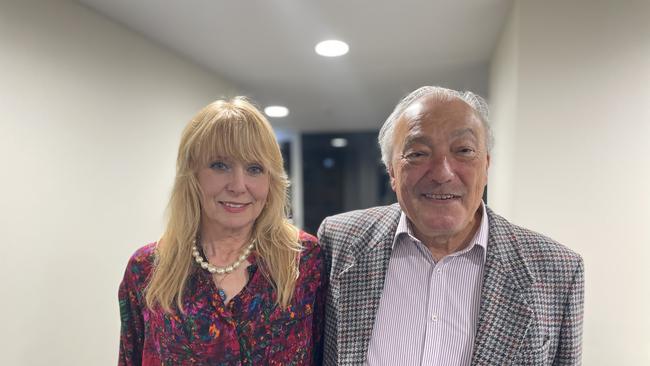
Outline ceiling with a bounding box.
[76,0,513,132]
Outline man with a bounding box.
[317,86,584,365]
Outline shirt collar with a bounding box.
[394,201,489,263]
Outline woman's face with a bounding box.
[196,156,270,236]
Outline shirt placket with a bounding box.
[421,258,446,366]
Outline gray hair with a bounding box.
[378,86,494,170]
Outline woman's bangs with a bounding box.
[194,117,272,168]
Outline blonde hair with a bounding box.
[145,97,301,313]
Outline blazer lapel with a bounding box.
[336,205,400,365]
[471,209,535,365]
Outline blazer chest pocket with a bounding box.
[515,337,551,365]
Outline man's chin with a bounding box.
[414,218,465,236]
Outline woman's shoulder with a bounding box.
[298,230,321,255]
[128,242,157,266]
[297,230,318,247]
[122,242,157,287]
[297,230,322,264]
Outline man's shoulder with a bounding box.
[323,203,400,227]
[487,208,583,270]
[317,204,401,249]
[319,204,400,235]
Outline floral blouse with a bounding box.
[118,231,325,365]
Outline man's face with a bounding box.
[389,97,490,243]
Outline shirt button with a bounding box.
[431,314,438,322]
[436,268,442,274]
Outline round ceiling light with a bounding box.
[330,138,348,148]
[315,39,349,57]
[264,105,289,118]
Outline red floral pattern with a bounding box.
[118,231,324,365]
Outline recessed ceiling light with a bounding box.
[315,39,349,57]
[330,138,348,148]
[264,105,289,118]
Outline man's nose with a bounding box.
[426,154,454,183]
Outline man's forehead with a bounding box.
[403,96,476,121]
[401,98,429,121]
[398,98,482,133]
[403,127,479,146]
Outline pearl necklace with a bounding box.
[191,239,255,275]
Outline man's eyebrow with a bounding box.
[401,128,480,153]
[450,128,478,139]
[403,134,430,149]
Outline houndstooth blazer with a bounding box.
[317,203,584,366]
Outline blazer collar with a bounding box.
[335,204,400,365]
[471,207,536,365]
[337,203,401,272]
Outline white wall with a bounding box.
[489,1,650,364]
[0,0,238,364]
[487,2,518,218]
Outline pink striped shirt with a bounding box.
[367,204,488,366]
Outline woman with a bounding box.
[118,97,324,365]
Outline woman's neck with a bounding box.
[198,226,253,263]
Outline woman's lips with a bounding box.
[220,201,250,213]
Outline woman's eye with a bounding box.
[210,161,229,171]
[247,164,264,175]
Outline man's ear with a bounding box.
[388,165,397,192]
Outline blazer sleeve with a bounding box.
[554,258,585,365]
[117,259,145,366]
[316,216,334,269]
[316,217,329,251]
